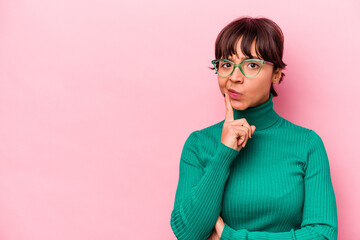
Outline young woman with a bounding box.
[170,16,338,240]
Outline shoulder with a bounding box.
[305,128,326,153]
[277,116,324,141]
[277,117,326,148]
[185,120,224,141]
[284,118,324,143]
[182,120,224,161]
[279,116,311,133]
[279,117,328,170]
[196,120,224,144]
[292,124,328,171]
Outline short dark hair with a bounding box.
[209,16,287,97]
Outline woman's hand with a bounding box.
[221,93,256,151]
[206,216,225,240]
[206,228,219,240]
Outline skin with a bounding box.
[206,216,225,240]
[207,37,283,239]
[218,36,282,111]
[221,92,255,150]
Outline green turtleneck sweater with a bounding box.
[170,93,338,240]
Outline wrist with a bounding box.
[215,222,225,238]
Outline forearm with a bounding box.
[171,143,239,240]
[220,222,337,240]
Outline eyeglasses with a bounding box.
[211,58,274,78]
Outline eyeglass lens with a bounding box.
[215,60,262,77]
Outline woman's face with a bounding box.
[218,37,282,110]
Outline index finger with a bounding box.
[224,93,234,122]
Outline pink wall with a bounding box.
[0,0,359,239]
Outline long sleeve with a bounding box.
[170,131,239,240]
[219,130,338,240]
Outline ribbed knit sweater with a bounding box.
[170,93,338,240]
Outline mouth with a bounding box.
[227,89,242,99]
[228,88,242,94]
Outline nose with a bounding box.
[229,66,244,83]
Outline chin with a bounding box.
[236,106,248,111]
[232,101,248,111]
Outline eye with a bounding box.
[247,62,260,69]
[221,62,232,68]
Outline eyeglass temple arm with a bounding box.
[264,60,274,65]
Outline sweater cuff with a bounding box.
[219,223,233,240]
[220,223,296,240]
[211,142,239,169]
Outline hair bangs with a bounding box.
[216,24,261,60]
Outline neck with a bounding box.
[232,93,280,131]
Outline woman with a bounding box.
[170,16,338,240]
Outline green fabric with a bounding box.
[170,93,338,240]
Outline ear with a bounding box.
[272,68,282,84]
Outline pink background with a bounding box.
[0,0,359,239]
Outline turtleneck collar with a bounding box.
[232,93,281,131]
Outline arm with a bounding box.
[170,131,239,240]
[219,130,338,240]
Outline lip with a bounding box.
[228,89,242,99]
[228,88,242,94]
